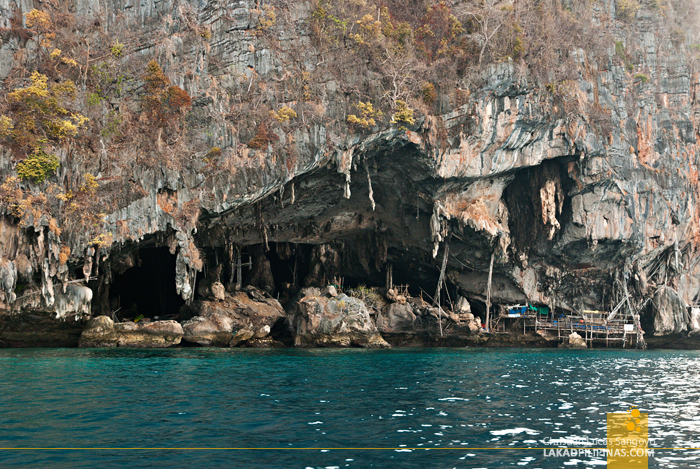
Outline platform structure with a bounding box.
[489,304,537,333]
[489,304,550,336]
[491,303,643,348]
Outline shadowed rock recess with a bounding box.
[1,0,700,348]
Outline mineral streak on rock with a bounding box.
[0,1,700,347]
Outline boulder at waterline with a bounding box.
[376,303,416,333]
[651,287,689,336]
[293,294,389,348]
[182,287,285,346]
[559,332,587,349]
[79,316,183,348]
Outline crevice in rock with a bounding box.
[504,157,577,258]
[270,316,294,346]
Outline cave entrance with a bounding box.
[263,242,312,305]
[469,298,487,327]
[266,243,311,290]
[109,247,185,320]
[256,242,446,306]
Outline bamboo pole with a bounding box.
[433,242,449,337]
[485,251,495,333]
[235,249,242,290]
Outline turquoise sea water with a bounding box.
[0,348,699,468]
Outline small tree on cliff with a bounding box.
[142,60,191,126]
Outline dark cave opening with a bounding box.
[388,261,441,301]
[270,316,294,346]
[266,242,312,293]
[266,241,445,306]
[201,237,452,311]
[640,302,655,334]
[469,298,487,326]
[109,247,185,320]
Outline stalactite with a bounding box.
[255,202,270,251]
[291,182,295,204]
[83,247,95,281]
[41,258,55,307]
[187,268,197,305]
[0,258,17,304]
[344,173,351,199]
[430,212,442,258]
[263,224,269,252]
[430,202,449,258]
[175,249,192,300]
[365,161,375,211]
[173,230,203,302]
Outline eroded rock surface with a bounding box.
[376,303,416,334]
[294,294,389,348]
[79,316,183,348]
[0,311,85,347]
[559,332,588,349]
[650,287,689,336]
[182,288,285,346]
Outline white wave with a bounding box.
[490,428,541,436]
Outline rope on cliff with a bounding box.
[606,294,629,323]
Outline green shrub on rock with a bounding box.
[391,100,415,127]
[16,148,60,183]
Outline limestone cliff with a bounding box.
[1,0,700,347]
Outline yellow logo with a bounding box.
[625,407,643,432]
[607,406,650,468]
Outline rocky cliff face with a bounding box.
[1,0,700,347]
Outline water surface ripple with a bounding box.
[0,348,698,468]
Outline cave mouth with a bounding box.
[270,317,294,346]
[263,241,418,302]
[109,247,185,320]
[263,241,444,306]
[265,242,313,295]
